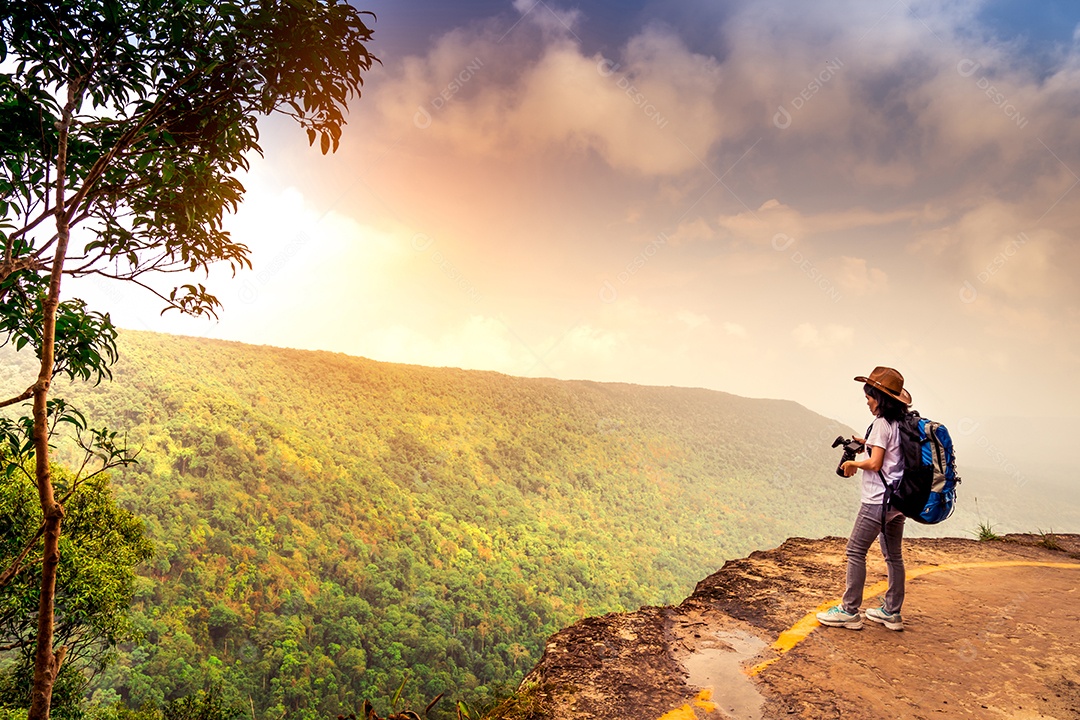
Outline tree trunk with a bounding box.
[28,82,78,720]
[28,448,64,719]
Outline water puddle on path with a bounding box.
[682,629,767,720]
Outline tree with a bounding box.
[0,1,377,716]
[0,465,153,718]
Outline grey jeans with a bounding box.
[842,503,906,614]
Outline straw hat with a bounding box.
[855,366,912,404]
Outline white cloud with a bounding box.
[366,315,522,371]
[722,322,747,337]
[676,310,710,329]
[202,0,1080,430]
[505,29,726,175]
[366,0,1080,211]
[513,0,582,36]
[833,256,888,295]
[792,323,854,351]
[714,199,927,250]
[562,324,621,360]
[910,200,1072,310]
[370,16,730,176]
[667,217,713,245]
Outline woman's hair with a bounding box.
[864,383,908,422]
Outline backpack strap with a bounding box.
[869,418,892,529]
[879,411,919,525]
[881,479,894,528]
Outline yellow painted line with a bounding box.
[656,690,717,719]
[653,560,1080,719]
[746,560,1080,676]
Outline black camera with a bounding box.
[831,436,865,477]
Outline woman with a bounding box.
[816,366,910,631]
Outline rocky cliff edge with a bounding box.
[495,533,1080,720]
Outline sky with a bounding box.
[69,0,1080,459]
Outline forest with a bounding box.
[1,330,858,719]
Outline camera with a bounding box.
[831,436,865,477]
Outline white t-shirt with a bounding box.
[860,416,903,504]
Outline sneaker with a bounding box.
[816,605,863,629]
[866,605,904,631]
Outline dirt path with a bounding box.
[749,561,1080,719]
[514,534,1080,720]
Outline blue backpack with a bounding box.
[884,411,960,524]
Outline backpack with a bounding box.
[884,411,960,524]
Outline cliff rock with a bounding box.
[508,533,1080,720]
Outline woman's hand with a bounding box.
[840,461,858,477]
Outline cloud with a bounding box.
[713,199,926,249]
[504,27,730,175]
[512,0,582,37]
[561,323,621,361]
[909,199,1072,305]
[365,315,521,371]
[665,217,713,246]
[792,322,854,351]
[354,314,632,381]
[271,0,1080,427]
[370,12,731,176]
[832,256,888,295]
[715,0,1080,205]
[722,322,747,337]
[676,310,710,329]
[366,0,1080,213]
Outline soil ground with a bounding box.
[509,533,1080,720]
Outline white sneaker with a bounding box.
[816,605,863,629]
[866,605,904,631]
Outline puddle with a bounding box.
[682,630,767,720]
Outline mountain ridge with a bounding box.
[1,330,858,718]
[3,330,1076,718]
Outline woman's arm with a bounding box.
[841,445,885,476]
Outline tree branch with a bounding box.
[63,68,203,226]
[0,522,46,590]
[9,66,199,251]
[6,207,57,248]
[0,256,49,288]
[0,384,39,409]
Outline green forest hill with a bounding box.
[3,330,861,719]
